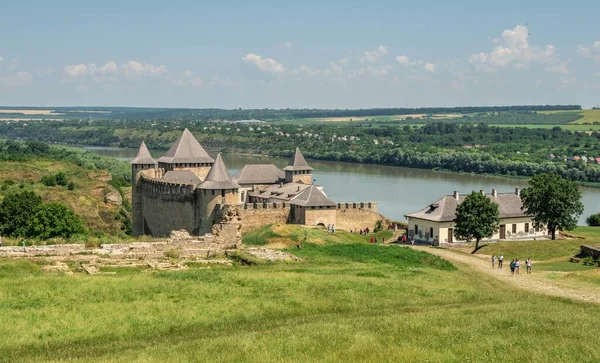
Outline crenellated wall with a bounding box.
[334,202,384,231]
[238,202,292,233]
[139,177,200,237]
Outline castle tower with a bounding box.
[283,147,313,184]
[197,154,240,234]
[156,128,215,180]
[131,140,157,236]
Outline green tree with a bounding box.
[0,191,42,237]
[520,174,583,240]
[586,213,600,227]
[454,191,500,253]
[55,172,68,186]
[27,203,86,239]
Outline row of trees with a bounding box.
[0,191,86,239]
[454,174,584,251]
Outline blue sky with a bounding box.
[1,0,599,108]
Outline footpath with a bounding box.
[409,245,600,304]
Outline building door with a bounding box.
[448,228,453,243]
[500,225,506,239]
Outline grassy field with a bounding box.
[1,225,600,362]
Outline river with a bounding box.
[77,145,600,225]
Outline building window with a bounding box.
[525,223,529,233]
[221,190,225,198]
[430,227,433,240]
[535,224,540,232]
[512,224,517,234]
[415,225,418,234]
[212,190,215,196]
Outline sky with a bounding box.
[0,0,599,109]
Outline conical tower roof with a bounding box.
[290,185,336,207]
[199,154,240,190]
[157,128,214,164]
[283,147,313,171]
[131,140,157,165]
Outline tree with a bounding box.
[520,174,583,240]
[0,191,42,237]
[586,213,600,227]
[27,203,86,239]
[454,191,500,253]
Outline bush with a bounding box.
[27,203,86,239]
[586,213,600,227]
[0,191,42,237]
[67,182,75,191]
[40,175,57,186]
[55,172,68,186]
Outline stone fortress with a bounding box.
[131,129,383,243]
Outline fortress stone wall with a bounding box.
[238,203,292,233]
[335,202,384,231]
[139,177,200,236]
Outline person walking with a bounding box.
[510,259,516,275]
[332,225,335,234]
[526,257,532,274]
[327,224,331,233]
[515,258,521,275]
[370,236,374,244]
[491,255,496,268]
[374,237,378,244]
[498,254,504,269]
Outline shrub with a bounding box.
[0,191,42,237]
[40,175,57,186]
[27,203,86,239]
[55,172,68,186]
[67,182,75,191]
[586,213,600,227]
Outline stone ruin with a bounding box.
[0,225,301,275]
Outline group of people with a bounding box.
[349,227,371,235]
[327,224,336,234]
[369,236,385,244]
[491,254,532,275]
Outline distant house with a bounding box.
[582,156,588,162]
[373,139,379,145]
[548,154,556,160]
[405,189,548,245]
[595,157,600,164]
[573,156,581,161]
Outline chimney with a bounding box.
[480,189,485,196]
[492,189,497,197]
[453,191,459,200]
[515,188,520,197]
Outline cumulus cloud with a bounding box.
[423,62,436,73]
[64,61,118,78]
[470,25,557,72]
[361,45,388,63]
[396,55,412,65]
[64,60,166,81]
[281,41,292,49]
[122,61,168,78]
[242,54,287,73]
[0,56,3,63]
[577,41,600,62]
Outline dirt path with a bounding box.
[409,245,600,304]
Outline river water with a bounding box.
[78,145,600,225]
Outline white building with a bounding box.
[405,189,548,245]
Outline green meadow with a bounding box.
[1,226,600,362]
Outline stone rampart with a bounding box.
[335,202,385,231]
[580,245,600,260]
[139,177,200,236]
[238,202,291,233]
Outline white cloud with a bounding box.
[546,62,570,74]
[122,61,168,78]
[281,41,292,49]
[0,56,3,63]
[64,61,119,78]
[423,62,436,73]
[577,41,600,62]
[242,53,287,73]
[396,55,412,65]
[470,25,557,72]
[361,45,388,63]
[174,70,203,86]
[63,60,167,81]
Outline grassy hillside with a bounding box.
[1,226,600,362]
[0,159,131,241]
